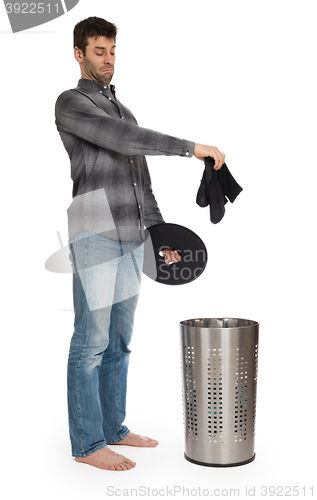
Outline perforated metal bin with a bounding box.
[180,318,259,467]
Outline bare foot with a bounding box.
[75,447,136,471]
[108,431,159,447]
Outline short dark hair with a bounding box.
[73,17,118,55]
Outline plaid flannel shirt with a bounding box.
[55,79,195,241]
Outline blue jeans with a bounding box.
[68,230,144,458]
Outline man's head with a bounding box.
[73,17,118,85]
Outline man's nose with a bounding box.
[104,53,115,65]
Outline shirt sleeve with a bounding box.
[55,90,195,158]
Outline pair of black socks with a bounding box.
[196,157,243,223]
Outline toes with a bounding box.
[115,456,136,471]
[115,462,134,471]
[124,460,136,469]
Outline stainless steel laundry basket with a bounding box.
[180,318,259,467]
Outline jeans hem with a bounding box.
[72,442,107,458]
[106,428,130,444]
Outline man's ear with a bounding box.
[74,46,83,63]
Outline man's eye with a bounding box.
[96,53,103,56]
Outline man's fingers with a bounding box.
[213,151,225,170]
[173,251,182,262]
[164,252,177,264]
[163,249,181,264]
[193,144,225,169]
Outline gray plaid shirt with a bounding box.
[55,79,195,241]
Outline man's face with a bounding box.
[75,36,116,85]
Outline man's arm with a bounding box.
[56,91,226,168]
[55,90,195,158]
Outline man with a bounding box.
[55,16,225,471]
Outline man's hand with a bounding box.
[161,247,181,265]
[194,144,225,170]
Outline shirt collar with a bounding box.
[77,78,116,97]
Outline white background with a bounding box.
[1,0,316,498]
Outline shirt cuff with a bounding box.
[181,140,196,158]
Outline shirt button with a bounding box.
[100,91,102,93]
[108,97,112,100]
[134,183,137,186]
[130,160,133,163]
[121,116,124,120]
[186,151,189,156]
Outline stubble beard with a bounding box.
[83,59,114,85]
[101,71,113,86]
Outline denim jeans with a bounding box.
[68,230,144,458]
